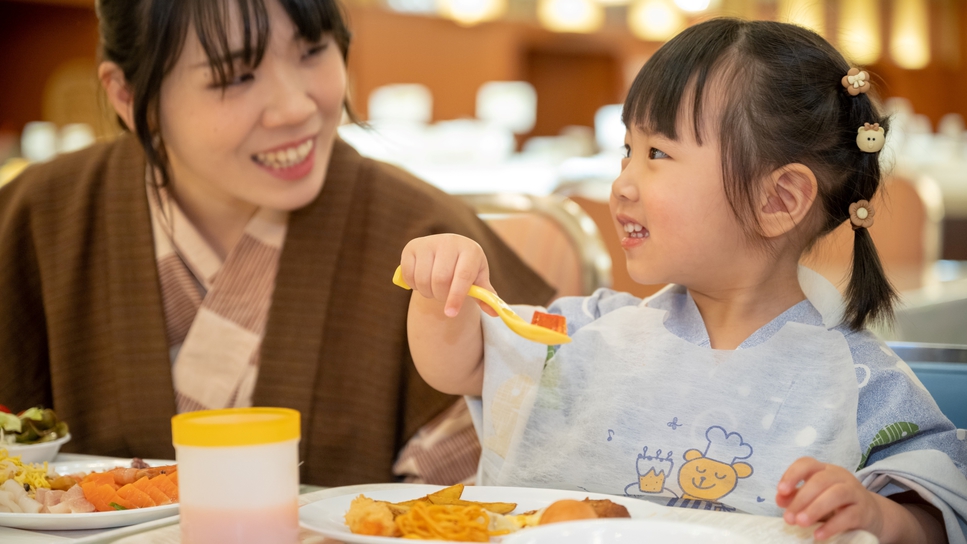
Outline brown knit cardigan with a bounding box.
[0,134,553,486]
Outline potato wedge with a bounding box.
[427,483,464,503]
[436,498,517,514]
[392,497,431,508]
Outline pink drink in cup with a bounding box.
[172,408,301,544]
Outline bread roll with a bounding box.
[538,499,598,525]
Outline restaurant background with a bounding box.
[1,0,966,344]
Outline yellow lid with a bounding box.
[171,407,300,447]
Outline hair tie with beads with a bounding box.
[841,68,870,96]
[849,200,875,230]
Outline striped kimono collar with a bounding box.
[146,179,289,413]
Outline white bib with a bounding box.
[477,272,861,516]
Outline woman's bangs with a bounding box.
[191,0,270,88]
[279,0,345,43]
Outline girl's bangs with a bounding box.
[622,20,744,145]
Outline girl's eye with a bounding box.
[304,42,329,59]
[229,72,255,86]
[648,147,669,160]
[622,144,631,159]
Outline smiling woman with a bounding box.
[0,0,553,487]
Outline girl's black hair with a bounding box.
[623,18,897,331]
[96,0,353,188]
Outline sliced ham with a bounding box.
[64,484,95,513]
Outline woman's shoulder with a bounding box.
[1,133,143,207]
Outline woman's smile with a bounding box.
[252,136,317,181]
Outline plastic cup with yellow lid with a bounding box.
[172,407,301,544]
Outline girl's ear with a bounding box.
[98,62,135,131]
[757,163,818,238]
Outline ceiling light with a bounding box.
[891,0,930,69]
[538,0,605,33]
[628,0,684,41]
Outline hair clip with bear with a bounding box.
[856,123,885,153]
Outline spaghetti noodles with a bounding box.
[395,502,493,541]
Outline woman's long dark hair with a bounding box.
[623,18,897,331]
[96,0,352,188]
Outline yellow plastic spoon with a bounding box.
[393,265,571,345]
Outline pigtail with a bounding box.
[840,93,899,331]
[844,225,898,330]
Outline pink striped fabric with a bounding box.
[147,181,287,413]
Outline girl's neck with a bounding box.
[167,177,258,261]
[686,256,806,350]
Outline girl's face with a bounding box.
[609,123,750,290]
[158,0,346,212]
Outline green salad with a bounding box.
[0,406,69,445]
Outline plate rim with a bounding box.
[499,517,753,544]
[298,483,660,544]
[0,457,179,530]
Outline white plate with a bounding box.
[298,484,664,543]
[502,518,753,544]
[0,457,179,531]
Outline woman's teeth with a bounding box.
[623,222,649,238]
[254,140,313,169]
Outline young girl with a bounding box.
[400,18,967,544]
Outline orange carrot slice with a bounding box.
[150,473,179,501]
[117,484,156,509]
[133,476,172,506]
[531,311,567,334]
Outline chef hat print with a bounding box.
[703,426,753,465]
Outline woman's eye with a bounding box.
[622,144,631,159]
[648,147,669,160]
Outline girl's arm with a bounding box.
[401,234,498,397]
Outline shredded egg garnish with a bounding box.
[0,449,51,490]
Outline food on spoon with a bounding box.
[530,311,567,335]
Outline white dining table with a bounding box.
[1,457,878,544]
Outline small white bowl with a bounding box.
[1,433,71,464]
[502,518,754,544]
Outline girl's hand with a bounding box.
[776,457,886,540]
[400,234,498,318]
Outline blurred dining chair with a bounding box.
[887,342,967,429]
[458,193,612,298]
[801,172,945,293]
